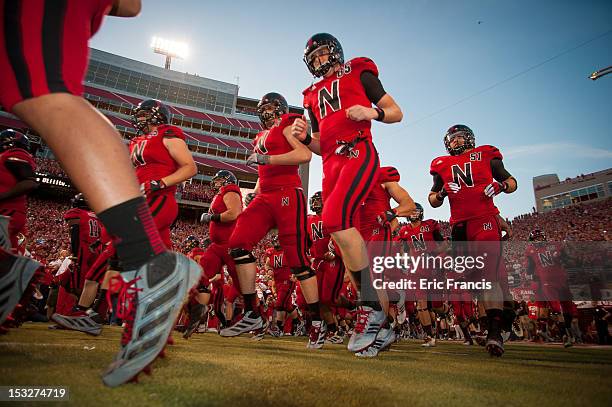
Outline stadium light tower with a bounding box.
[588,65,612,80]
[151,36,188,70]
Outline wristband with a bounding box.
[374,107,385,122]
[301,133,312,146]
[211,213,221,222]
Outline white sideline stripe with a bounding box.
[0,342,90,348]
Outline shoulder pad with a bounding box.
[349,57,379,76]
[478,145,503,161]
[430,156,447,175]
[221,184,241,196]
[159,125,185,140]
[64,208,83,221]
[379,166,400,183]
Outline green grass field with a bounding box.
[1,323,611,406]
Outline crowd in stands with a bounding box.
[34,157,68,178]
[177,182,215,203]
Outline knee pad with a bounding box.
[230,248,255,264]
[292,266,316,281]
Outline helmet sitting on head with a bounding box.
[257,92,289,129]
[211,170,237,192]
[71,193,89,210]
[409,202,424,223]
[132,99,171,133]
[0,129,30,152]
[184,235,200,252]
[444,124,475,156]
[309,191,323,214]
[303,33,344,78]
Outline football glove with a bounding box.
[246,153,270,167]
[377,209,398,226]
[140,179,166,196]
[446,182,461,194]
[484,181,506,198]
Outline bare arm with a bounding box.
[290,117,321,155]
[162,137,197,187]
[384,182,416,217]
[220,192,242,222]
[108,0,141,17]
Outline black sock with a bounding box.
[308,302,321,320]
[98,197,166,270]
[486,309,503,337]
[76,304,89,312]
[243,293,258,316]
[91,289,107,311]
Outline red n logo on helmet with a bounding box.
[318,80,341,119]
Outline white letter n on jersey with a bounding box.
[318,80,341,119]
[131,141,147,166]
[451,162,474,187]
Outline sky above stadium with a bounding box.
[90,0,612,220]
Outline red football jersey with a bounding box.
[208,184,242,244]
[302,57,379,157]
[399,219,441,254]
[63,208,104,267]
[307,213,331,260]
[267,247,292,282]
[0,148,36,213]
[358,166,399,236]
[129,124,185,193]
[525,243,568,285]
[253,113,302,192]
[430,145,503,224]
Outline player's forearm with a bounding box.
[503,176,517,193]
[428,191,444,208]
[376,94,403,124]
[161,163,197,187]
[220,208,240,222]
[269,149,312,165]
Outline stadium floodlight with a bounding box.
[151,36,189,70]
[588,65,612,80]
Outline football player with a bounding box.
[292,33,403,353]
[428,124,517,356]
[264,238,296,338]
[0,129,40,327]
[222,92,325,348]
[525,229,574,348]
[307,191,345,344]
[399,203,451,347]
[355,166,415,357]
[0,1,201,386]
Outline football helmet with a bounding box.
[132,99,171,133]
[0,129,30,152]
[257,92,289,129]
[303,33,344,77]
[309,191,323,214]
[444,124,475,156]
[211,170,237,192]
[409,202,424,223]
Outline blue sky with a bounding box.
[90,0,612,220]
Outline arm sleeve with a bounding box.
[490,158,512,183]
[306,107,319,133]
[70,224,80,256]
[430,172,444,192]
[5,160,36,181]
[360,71,387,104]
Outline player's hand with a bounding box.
[246,153,270,167]
[446,182,461,194]
[345,105,377,122]
[376,209,398,226]
[323,251,336,262]
[291,116,309,140]
[200,213,213,223]
[484,181,506,198]
[140,179,166,196]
